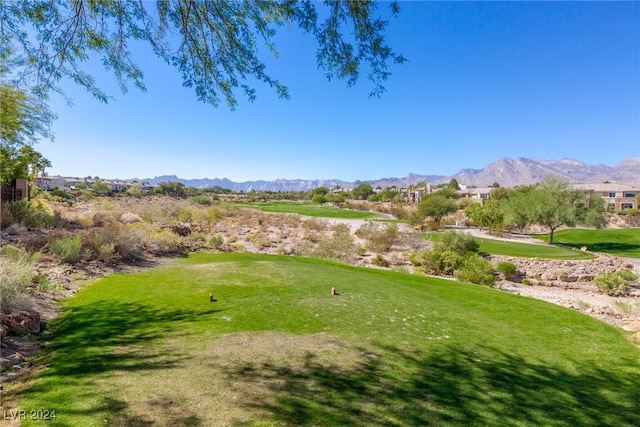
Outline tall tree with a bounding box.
[502,176,601,244]
[416,193,458,227]
[351,183,374,200]
[1,1,405,108]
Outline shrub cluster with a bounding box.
[355,222,400,253]
[410,231,496,286]
[593,270,638,296]
[300,235,362,264]
[1,199,55,229]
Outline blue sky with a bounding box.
[39,1,639,182]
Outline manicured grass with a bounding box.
[233,201,380,218]
[531,228,640,258]
[422,233,595,260]
[15,254,639,426]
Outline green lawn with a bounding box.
[233,201,380,218]
[14,253,639,426]
[423,233,595,260]
[531,228,640,258]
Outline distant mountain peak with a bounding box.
[129,156,638,191]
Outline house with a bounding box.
[36,174,73,191]
[408,183,432,203]
[457,187,493,205]
[573,183,638,211]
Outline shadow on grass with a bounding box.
[557,241,640,258]
[20,300,220,426]
[225,343,640,426]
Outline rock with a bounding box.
[0,306,41,337]
[172,223,192,236]
[622,322,640,332]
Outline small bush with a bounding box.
[330,223,351,236]
[454,254,496,286]
[1,199,54,229]
[409,249,430,267]
[50,235,82,263]
[372,254,389,267]
[440,231,479,255]
[496,261,517,280]
[303,235,360,264]
[424,249,463,275]
[209,234,225,249]
[356,222,400,253]
[302,219,328,232]
[593,270,638,296]
[50,188,71,200]
[192,195,213,206]
[0,247,37,308]
[613,301,637,317]
[144,229,182,254]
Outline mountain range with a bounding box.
[135,157,640,192]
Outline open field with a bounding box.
[422,233,595,260]
[233,201,381,219]
[531,228,640,258]
[13,253,640,426]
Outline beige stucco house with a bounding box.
[573,183,638,211]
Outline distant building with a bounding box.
[457,187,493,205]
[408,183,431,203]
[573,183,638,211]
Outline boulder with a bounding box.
[0,306,41,337]
[172,223,192,236]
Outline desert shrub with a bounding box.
[302,219,328,231]
[1,199,54,229]
[92,210,121,227]
[248,233,272,250]
[126,183,143,197]
[403,233,430,251]
[206,206,222,223]
[496,261,517,280]
[302,235,360,264]
[209,234,225,249]
[107,224,146,260]
[1,244,40,264]
[132,198,188,223]
[440,231,478,255]
[409,249,430,267]
[424,249,463,275]
[355,222,400,253]
[372,254,389,267]
[0,250,35,308]
[144,229,182,254]
[594,270,638,296]
[454,254,497,286]
[411,231,478,275]
[50,235,82,263]
[84,229,118,262]
[389,205,410,220]
[331,222,351,236]
[176,208,194,222]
